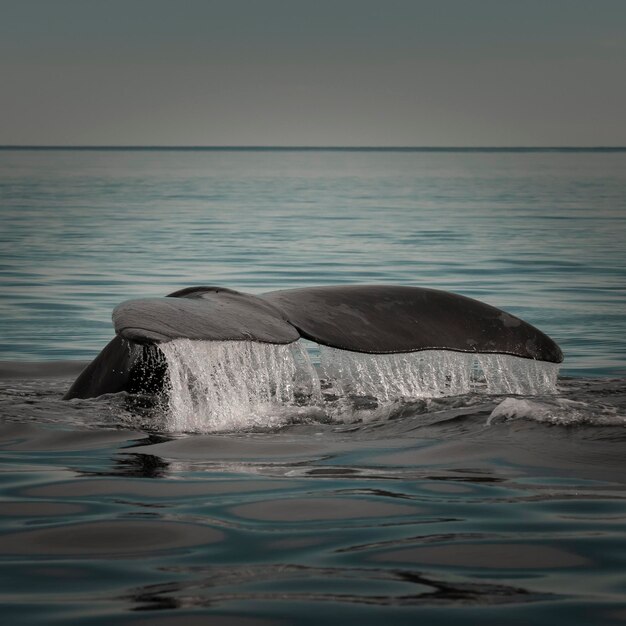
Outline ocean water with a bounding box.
[1,148,625,625]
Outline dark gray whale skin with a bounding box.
[64,285,563,400]
[63,336,167,401]
[262,285,563,361]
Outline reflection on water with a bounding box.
[0,520,224,557]
[1,374,626,625]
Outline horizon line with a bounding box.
[1,145,625,152]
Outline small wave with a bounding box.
[488,396,626,426]
[0,360,89,379]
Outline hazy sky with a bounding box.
[1,0,625,146]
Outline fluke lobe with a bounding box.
[64,285,563,400]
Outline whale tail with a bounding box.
[64,285,562,400]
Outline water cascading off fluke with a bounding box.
[159,339,321,432]
[157,339,559,432]
[318,346,559,400]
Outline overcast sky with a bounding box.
[1,0,625,146]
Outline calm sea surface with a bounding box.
[0,149,625,625]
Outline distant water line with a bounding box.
[1,145,626,152]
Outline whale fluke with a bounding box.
[113,287,299,345]
[261,285,563,362]
[64,284,563,400]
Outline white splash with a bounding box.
[159,339,320,432]
[157,340,560,432]
[319,346,560,400]
[488,396,626,426]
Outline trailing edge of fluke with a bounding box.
[64,284,563,400]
